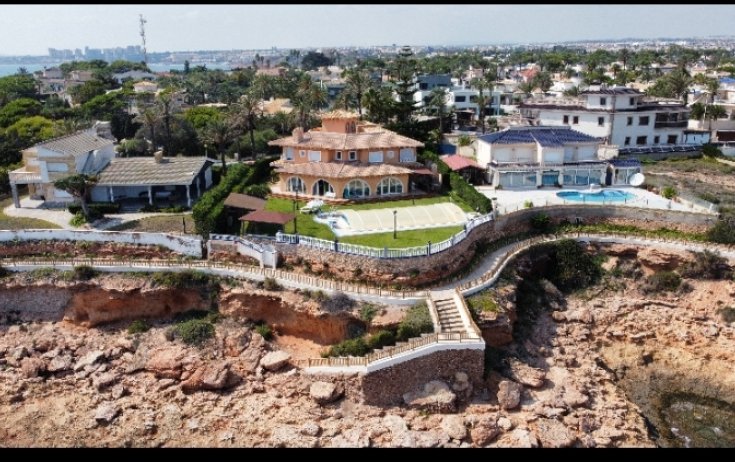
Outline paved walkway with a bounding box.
[3,197,190,230]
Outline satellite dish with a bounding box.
[629,172,645,187]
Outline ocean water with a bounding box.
[0,62,232,78]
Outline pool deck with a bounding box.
[476,185,716,215]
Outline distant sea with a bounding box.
[0,62,232,78]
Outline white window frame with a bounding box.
[348,150,357,161]
[368,151,383,163]
[47,162,69,173]
[335,150,342,160]
[343,179,371,198]
[377,177,404,196]
[286,176,306,193]
[285,147,294,160]
[308,150,321,162]
[386,150,395,160]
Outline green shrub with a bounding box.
[524,199,534,208]
[359,303,379,324]
[28,267,57,279]
[366,329,396,350]
[255,322,273,341]
[545,239,603,292]
[72,265,98,281]
[262,276,282,291]
[449,171,492,213]
[127,319,151,334]
[661,186,677,199]
[0,265,10,278]
[139,204,159,212]
[151,270,218,289]
[530,212,551,233]
[242,183,270,199]
[326,337,369,357]
[70,212,88,227]
[717,306,735,323]
[707,219,735,244]
[644,271,681,293]
[173,318,215,346]
[397,301,434,341]
[68,202,120,215]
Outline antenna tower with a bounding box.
[139,14,148,65]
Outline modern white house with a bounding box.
[476,126,639,188]
[519,86,690,149]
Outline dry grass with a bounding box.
[0,197,60,230]
[108,214,196,234]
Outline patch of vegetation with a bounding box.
[530,212,552,233]
[545,239,603,293]
[68,202,120,215]
[366,329,396,350]
[466,291,500,318]
[150,270,219,290]
[254,322,273,341]
[27,267,58,279]
[0,265,10,278]
[173,318,215,346]
[644,271,682,293]
[108,215,195,233]
[717,306,735,324]
[680,250,732,280]
[707,219,735,245]
[69,212,88,227]
[396,301,434,341]
[339,225,463,249]
[261,276,282,291]
[324,337,369,357]
[359,303,379,324]
[302,289,328,302]
[661,186,678,199]
[448,171,492,213]
[0,198,60,230]
[524,199,534,208]
[127,319,151,335]
[320,291,356,313]
[556,222,707,242]
[72,265,98,281]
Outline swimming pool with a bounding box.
[556,189,637,202]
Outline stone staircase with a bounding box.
[430,289,466,333]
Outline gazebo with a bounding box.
[239,210,295,234]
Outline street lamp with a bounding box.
[293,188,299,234]
[393,210,397,239]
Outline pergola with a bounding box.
[239,210,295,233]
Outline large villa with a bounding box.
[268,111,432,202]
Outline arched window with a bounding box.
[343,179,370,199]
[376,177,404,196]
[312,179,334,197]
[286,176,306,193]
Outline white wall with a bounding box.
[0,229,203,257]
[540,146,564,163]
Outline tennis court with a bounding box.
[330,202,469,236]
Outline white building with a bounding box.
[520,87,690,149]
[476,126,639,188]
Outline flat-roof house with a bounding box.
[268,111,430,202]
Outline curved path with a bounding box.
[5,232,734,305]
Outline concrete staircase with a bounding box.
[430,289,466,333]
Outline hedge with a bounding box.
[68,202,121,215]
[193,158,273,238]
[421,150,492,214]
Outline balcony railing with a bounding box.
[9,170,42,184]
[654,120,688,129]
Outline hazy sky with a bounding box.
[1,4,735,56]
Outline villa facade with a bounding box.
[476,126,640,188]
[268,111,430,202]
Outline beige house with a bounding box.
[268,111,430,202]
[9,123,116,207]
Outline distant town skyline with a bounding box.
[1,5,735,56]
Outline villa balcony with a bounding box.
[654,120,688,129]
[9,170,42,184]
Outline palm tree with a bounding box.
[427,87,448,135]
[472,77,492,133]
[203,119,234,173]
[231,91,261,163]
[342,68,372,118]
[706,78,720,104]
[293,74,327,129]
[155,91,175,155]
[135,107,159,154]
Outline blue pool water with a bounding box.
[557,189,636,202]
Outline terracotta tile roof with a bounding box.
[273,160,414,179]
[97,157,212,186]
[440,154,483,171]
[268,129,424,151]
[223,193,266,210]
[29,130,113,157]
[239,210,294,225]
[319,109,360,119]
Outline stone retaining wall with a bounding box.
[359,348,484,406]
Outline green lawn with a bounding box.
[0,198,60,230]
[339,225,463,248]
[264,198,336,240]
[333,195,473,212]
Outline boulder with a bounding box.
[496,428,539,448]
[181,361,240,393]
[94,402,120,424]
[468,415,500,447]
[507,360,546,388]
[47,354,73,373]
[300,421,321,437]
[638,247,686,271]
[74,350,105,372]
[497,380,523,410]
[309,381,343,404]
[403,380,457,413]
[441,415,468,441]
[534,418,577,448]
[260,351,291,371]
[93,372,119,391]
[20,357,46,378]
[145,348,185,379]
[224,330,250,357]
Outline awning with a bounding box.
[239,210,295,225]
[224,193,266,210]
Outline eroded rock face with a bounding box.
[145,348,185,379]
[181,361,240,393]
[309,381,343,405]
[637,247,688,271]
[506,359,546,388]
[534,419,577,448]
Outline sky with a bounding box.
[1,4,735,56]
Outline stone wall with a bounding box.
[268,206,715,287]
[359,348,484,406]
